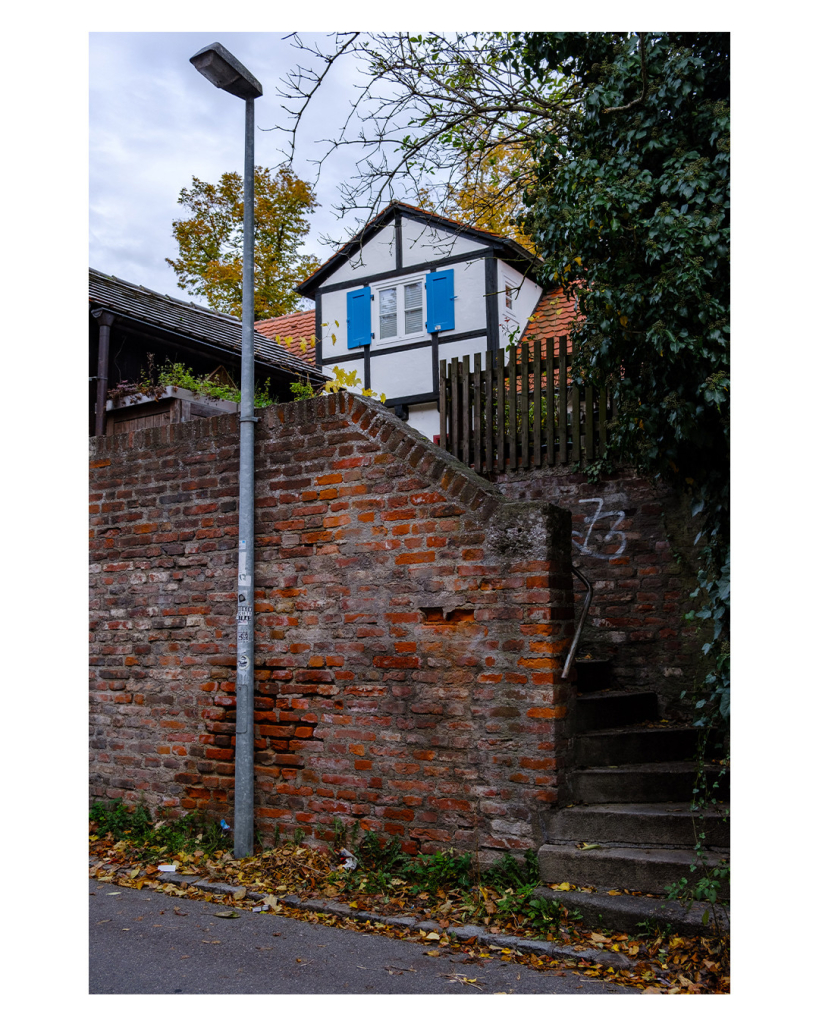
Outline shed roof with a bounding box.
[89,269,326,383]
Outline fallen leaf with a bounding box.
[555,882,572,891]
[233,887,247,901]
[214,910,240,918]
[577,843,602,851]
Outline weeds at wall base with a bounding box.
[89,801,729,992]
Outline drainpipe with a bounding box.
[92,309,116,436]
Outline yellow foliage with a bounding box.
[440,142,537,252]
[321,367,385,403]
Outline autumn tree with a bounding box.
[166,165,321,319]
[438,142,537,250]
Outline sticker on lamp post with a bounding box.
[238,539,249,587]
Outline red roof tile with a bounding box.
[254,310,317,366]
[521,287,580,355]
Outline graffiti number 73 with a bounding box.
[571,498,627,561]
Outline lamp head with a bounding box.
[190,42,263,100]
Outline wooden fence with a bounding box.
[438,336,615,474]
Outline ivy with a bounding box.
[519,32,730,734]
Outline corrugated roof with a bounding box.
[254,310,317,366]
[89,269,326,382]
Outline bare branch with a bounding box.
[268,32,582,249]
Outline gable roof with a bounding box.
[254,310,317,366]
[89,269,326,383]
[296,201,543,299]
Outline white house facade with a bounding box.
[296,203,544,440]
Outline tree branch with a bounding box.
[604,33,648,114]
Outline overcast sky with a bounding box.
[90,32,377,307]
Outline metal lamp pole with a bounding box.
[190,42,263,859]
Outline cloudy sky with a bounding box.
[90,31,377,306]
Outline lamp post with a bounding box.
[190,42,263,860]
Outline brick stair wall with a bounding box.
[89,393,575,856]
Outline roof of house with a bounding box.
[520,287,578,351]
[254,310,317,367]
[89,269,326,382]
[296,200,543,299]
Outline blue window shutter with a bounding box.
[425,269,455,332]
[346,286,372,348]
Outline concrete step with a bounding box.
[532,884,729,938]
[537,842,729,894]
[575,691,658,731]
[570,762,730,804]
[544,802,730,849]
[575,726,699,766]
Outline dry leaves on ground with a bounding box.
[89,827,728,993]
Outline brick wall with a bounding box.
[89,393,575,855]
[491,464,701,710]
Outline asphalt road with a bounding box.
[89,880,632,995]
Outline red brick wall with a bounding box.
[491,464,701,710]
[90,393,574,854]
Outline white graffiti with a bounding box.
[571,498,627,561]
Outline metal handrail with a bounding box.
[561,566,593,680]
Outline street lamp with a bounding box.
[191,43,262,860]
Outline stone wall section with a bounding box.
[90,394,574,855]
[491,465,701,710]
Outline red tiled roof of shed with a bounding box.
[254,310,317,366]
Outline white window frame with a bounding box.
[500,275,521,341]
[372,272,428,349]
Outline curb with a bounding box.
[533,884,729,938]
[153,871,632,971]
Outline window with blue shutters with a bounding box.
[346,286,372,348]
[425,269,455,333]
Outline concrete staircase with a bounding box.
[537,663,729,913]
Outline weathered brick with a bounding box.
[90,392,579,853]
